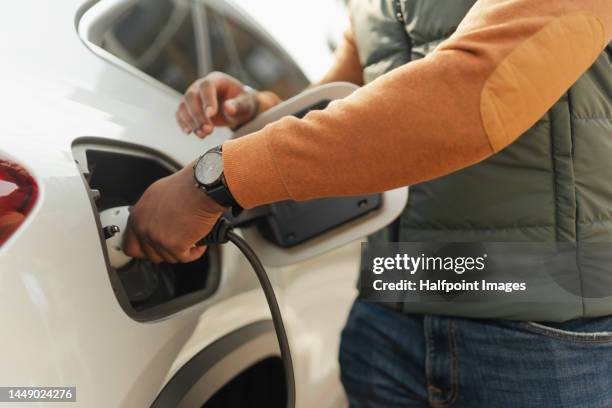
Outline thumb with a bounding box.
[177,245,207,263]
[223,92,257,120]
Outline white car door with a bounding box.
[0,0,407,406]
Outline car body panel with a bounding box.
[0,1,388,406]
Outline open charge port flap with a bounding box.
[256,195,382,248]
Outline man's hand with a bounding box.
[123,164,225,264]
[176,72,258,138]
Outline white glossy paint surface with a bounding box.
[0,1,398,407]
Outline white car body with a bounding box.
[0,1,406,407]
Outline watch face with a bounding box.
[195,151,223,186]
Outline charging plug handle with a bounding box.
[196,217,233,245]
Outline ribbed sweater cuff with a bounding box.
[223,132,290,209]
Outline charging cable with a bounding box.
[102,207,296,407]
[198,218,296,408]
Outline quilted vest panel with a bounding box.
[352,0,612,319]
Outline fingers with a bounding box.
[146,243,181,264]
[140,238,164,264]
[123,222,145,260]
[184,90,209,138]
[177,246,207,264]
[176,73,257,138]
[198,79,219,134]
[177,80,218,138]
[176,103,197,134]
[124,216,196,265]
[148,241,206,264]
[155,246,180,264]
[223,92,257,123]
[123,220,164,263]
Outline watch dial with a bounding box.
[196,152,223,186]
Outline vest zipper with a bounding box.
[393,0,405,24]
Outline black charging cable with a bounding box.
[198,218,296,408]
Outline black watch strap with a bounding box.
[205,176,242,215]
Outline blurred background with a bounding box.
[99,0,350,101]
[233,0,349,80]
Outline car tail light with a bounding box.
[0,160,38,247]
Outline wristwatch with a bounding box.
[193,146,241,212]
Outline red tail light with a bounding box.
[0,160,38,246]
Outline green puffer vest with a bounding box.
[353,0,612,321]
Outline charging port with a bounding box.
[73,141,220,320]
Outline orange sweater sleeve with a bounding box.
[223,0,611,209]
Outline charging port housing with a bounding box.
[73,140,221,321]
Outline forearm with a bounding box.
[225,0,611,208]
[317,29,364,86]
[254,28,363,114]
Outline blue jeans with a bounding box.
[339,299,612,407]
